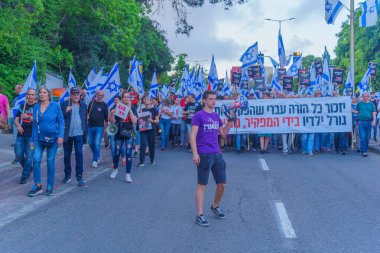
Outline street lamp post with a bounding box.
[350,0,355,95]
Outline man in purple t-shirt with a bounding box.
[190,90,233,227]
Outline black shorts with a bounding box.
[197,154,226,185]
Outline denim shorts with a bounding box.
[197,153,226,185]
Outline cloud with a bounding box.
[287,35,314,53]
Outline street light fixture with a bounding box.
[265,17,295,30]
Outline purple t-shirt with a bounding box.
[192,110,223,154]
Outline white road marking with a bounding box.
[275,202,297,239]
[259,158,269,171]
[0,168,108,229]
[0,149,15,155]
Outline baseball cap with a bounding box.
[70,87,80,95]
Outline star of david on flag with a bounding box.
[325,0,343,25]
[240,42,258,69]
[100,63,121,108]
[359,0,379,27]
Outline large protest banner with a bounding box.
[215,96,352,134]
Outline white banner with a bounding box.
[115,102,130,120]
[215,97,352,134]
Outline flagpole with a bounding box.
[350,0,355,96]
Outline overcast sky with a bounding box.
[151,0,353,76]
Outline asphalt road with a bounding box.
[1,144,380,253]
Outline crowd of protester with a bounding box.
[1,83,379,197]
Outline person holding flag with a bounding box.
[14,88,37,184]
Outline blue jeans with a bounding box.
[314,133,323,152]
[159,118,171,148]
[63,135,84,180]
[322,133,333,149]
[236,134,247,151]
[15,136,33,178]
[334,132,347,152]
[186,123,192,143]
[88,127,103,162]
[359,121,372,153]
[113,137,134,173]
[180,120,186,145]
[301,133,314,154]
[372,116,378,139]
[33,141,58,186]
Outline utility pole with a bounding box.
[350,0,355,95]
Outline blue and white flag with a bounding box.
[86,68,105,104]
[59,69,77,103]
[100,63,121,108]
[321,50,332,96]
[188,67,196,94]
[177,66,190,98]
[325,0,343,25]
[259,54,267,81]
[161,84,169,98]
[222,71,232,97]
[358,66,372,95]
[278,30,287,67]
[193,68,206,101]
[148,71,159,98]
[268,56,279,68]
[343,68,353,96]
[240,42,259,69]
[271,69,282,92]
[128,57,144,96]
[208,55,219,90]
[287,53,303,77]
[359,0,379,27]
[13,61,37,114]
[85,67,97,88]
[239,68,250,97]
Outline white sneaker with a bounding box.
[125,173,133,183]
[110,169,118,179]
[92,161,98,168]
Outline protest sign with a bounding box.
[298,69,310,86]
[314,61,323,76]
[332,69,344,86]
[231,72,242,86]
[115,102,130,120]
[277,68,287,83]
[137,111,152,132]
[254,77,266,91]
[283,76,293,91]
[369,62,377,77]
[215,96,352,134]
[248,65,261,78]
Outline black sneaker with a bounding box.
[19,176,29,184]
[196,214,210,227]
[77,178,86,187]
[211,205,226,219]
[28,184,43,197]
[137,162,145,167]
[150,159,155,165]
[62,176,71,184]
[45,185,54,196]
[363,152,368,157]
[133,152,138,158]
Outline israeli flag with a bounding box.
[85,67,97,88]
[100,63,121,108]
[259,54,267,81]
[86,68,106,104]
[359,0,379,27]
[148,71,159,98]
[161,84,169,98]
[343,68,353,96]
[222,71,232,96]
[268,56,279,68]
[321,50,332,96]
[240,42,258,69]
[239,68,250,97]
[194,68,206,101]
[208,55,219,90]
[128,57,144,96]
[271,69,282,92]
[13,61,37,115]
[325,0,343,25]
[177,66,190,98]
[188,68,196,94]
[358,66,372,95]
[278,30,287,67]
[59,69,77,103]
[287,53,303,77]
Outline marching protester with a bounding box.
[10,84,23,163]
[0,86,10,131]
[190,90,232,227]
[28,86,64,197]
[60,87,88,186]
[184,94,198,147]
[108,92,137,182]
[370,92,378,141]
[137,95,159,167]
[14,88,37,184]
[351,96,360,152]
[171,97,183,149]
[87,90,108,167]
[355,92,377,157]
[159,98,172,150]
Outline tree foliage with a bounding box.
[0,0,175,99]
[334,11,380,88]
